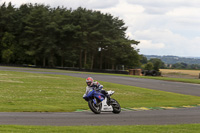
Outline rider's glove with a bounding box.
[83,94,88,101]
[95,85,103,91]
[83,94,86,98]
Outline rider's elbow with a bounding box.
[99,85,103,89]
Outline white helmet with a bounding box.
[86,77,94,87]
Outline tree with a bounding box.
[144,62,153,71]
[172,62,188,69]
[23,4,51,66]
[1,32,15,63]
[0,2,16,63]
[149,58,165,71]
[0,3,141,70]
[140,55,148,64]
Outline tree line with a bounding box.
[141,55,200,70]
[0,2,140,70]
[140,56,165,71]
[169,63,200,69]
[145,55,200,65]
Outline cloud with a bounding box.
[137,40,165,49]
[49,0,120,9]
[126,0,200,14]
[86,0,119,9]
[126,0,200,7]
[134,28,186,43]
[0,0,119,9]
[134,28,200,56]
[95,0,144,18]
[166,7,200,17]
[164,7,200,38]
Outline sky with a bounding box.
[1,0,200,57]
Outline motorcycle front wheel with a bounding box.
[88,99,102,114]
[110,98,121,114]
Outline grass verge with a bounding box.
[0,70,200,112]
[0,124,200,133]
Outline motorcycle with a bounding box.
[83,88,121,114]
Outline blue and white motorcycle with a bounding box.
[83,89,121,114]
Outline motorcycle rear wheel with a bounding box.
[88,99,102,114]
[110,98,121,114]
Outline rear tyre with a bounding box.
[88,99,102,114]
[110,98,121,114]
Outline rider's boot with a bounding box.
[106,94,111,106]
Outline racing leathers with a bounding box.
[83,81,110,105]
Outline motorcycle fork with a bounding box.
[93,98,102,106]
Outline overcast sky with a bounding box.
[1,0,200,57]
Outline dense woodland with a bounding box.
[0,2,141,70]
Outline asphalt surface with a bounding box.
[0,107,200,126]
[0,66,200,126]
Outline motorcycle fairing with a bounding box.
[101,97,113,111]
[85,89,105,102]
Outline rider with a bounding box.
[83,77,111,105]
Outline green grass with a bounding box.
[0,70,200,112]
[0,124,200,133]
[0,69,200,132]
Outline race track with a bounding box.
[0,66,200,126]
[0,107,200,126]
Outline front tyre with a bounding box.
[88,99,102,114]
[110,98,121,114]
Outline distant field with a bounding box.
[160,69,200,78]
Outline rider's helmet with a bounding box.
[86,77,94,87]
